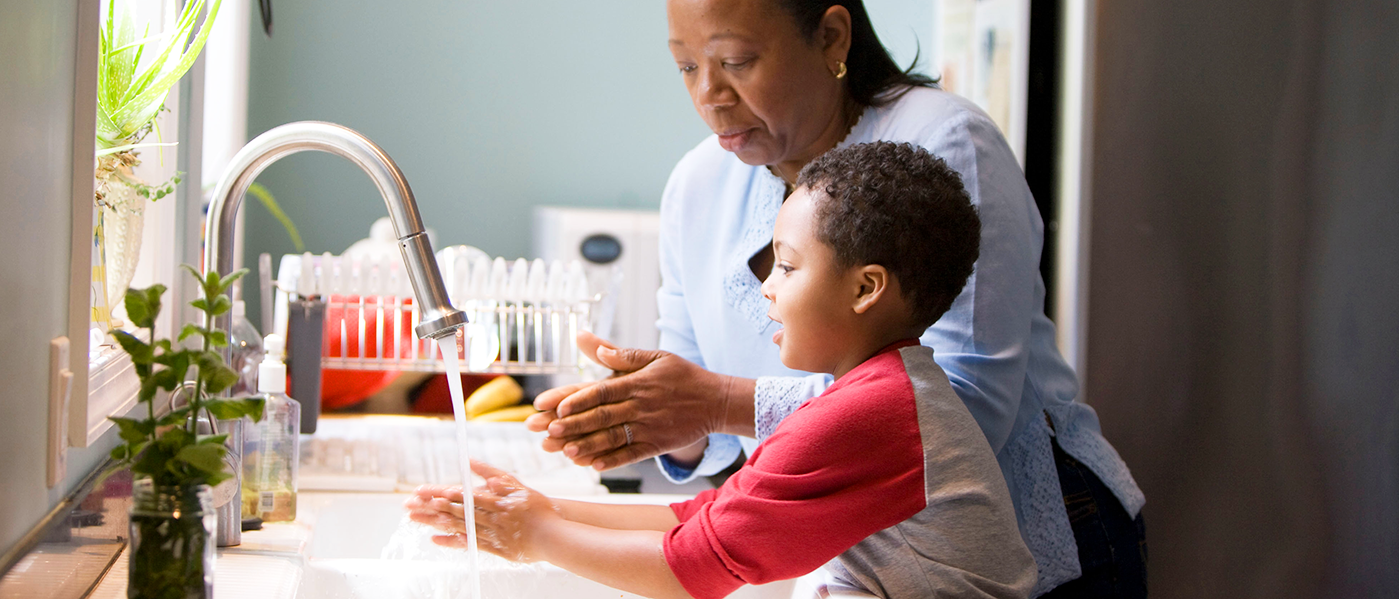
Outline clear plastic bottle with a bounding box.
[242,334,300,522]
[228,300,264,397]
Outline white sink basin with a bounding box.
[293,492,798,599]
[302,558,660,599]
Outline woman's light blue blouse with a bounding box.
[652,87,1144,596]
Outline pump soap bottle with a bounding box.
[243,334,300,522]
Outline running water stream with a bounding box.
[436,336,483,599]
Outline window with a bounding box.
[71,0,223,447]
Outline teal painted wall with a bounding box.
[0,0,121,558]
[242,0,936,319]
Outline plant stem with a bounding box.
[147,327,156,430]
[189,285,211,436]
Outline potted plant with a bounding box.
[107,266,264,599]
[94,0,221,321]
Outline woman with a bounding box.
[531,0,1146,596]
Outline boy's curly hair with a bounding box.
[796,141,981,328]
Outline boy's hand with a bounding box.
[404,484,472,537]
[405,461,562,562]
[469,460,562,562]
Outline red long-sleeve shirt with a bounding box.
[663,341,1035,599]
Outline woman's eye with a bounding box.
[678,64,697,74]
[723,58,753,70]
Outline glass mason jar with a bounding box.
[128,479,216,599]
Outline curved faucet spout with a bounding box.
[204,121,466,340]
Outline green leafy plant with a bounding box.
[109,267,262,599]
[97,0,221,157]
[108,265,264,488]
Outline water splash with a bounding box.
[381,513,552,599]
[436,336,482,599]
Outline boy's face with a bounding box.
[761,186,856,374]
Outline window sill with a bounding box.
[78,339,140,447]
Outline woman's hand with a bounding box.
[404,461,562,562]
[526,331,755,471]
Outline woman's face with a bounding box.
[667,0,850,168]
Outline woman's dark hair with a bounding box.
[773,0,937,107]
[797,141,980,328]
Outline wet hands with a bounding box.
[403,461,560,563]
[404,484,470,537]
[469,461,561,562]
[527,331,734,471]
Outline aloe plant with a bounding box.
[97,0,222,157]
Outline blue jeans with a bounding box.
[1040,439,1149,598]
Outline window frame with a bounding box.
[67,0,206,448]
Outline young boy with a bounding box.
[406,142,1037,599]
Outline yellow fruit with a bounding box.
[471,405,539,423]
[465,376,524,418]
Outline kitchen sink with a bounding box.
[291,492,799,599]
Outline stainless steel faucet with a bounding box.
[202,122,467,545]
[203,121,467,340]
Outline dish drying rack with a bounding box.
[273,247,617,375]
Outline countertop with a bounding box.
[86,491,698,599]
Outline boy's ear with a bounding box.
[851,264,889,315]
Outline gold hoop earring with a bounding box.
[833,61,847,79]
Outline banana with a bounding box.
[471,404,539,423]
[464,376,524,418]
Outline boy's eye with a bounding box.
[776,264,794,275]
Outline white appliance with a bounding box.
[532,207,661,351]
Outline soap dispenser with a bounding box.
[243,333,300,522]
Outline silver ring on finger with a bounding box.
[622,423,634,446]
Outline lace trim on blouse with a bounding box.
[754,376,814,441]
[721,170,786,333]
